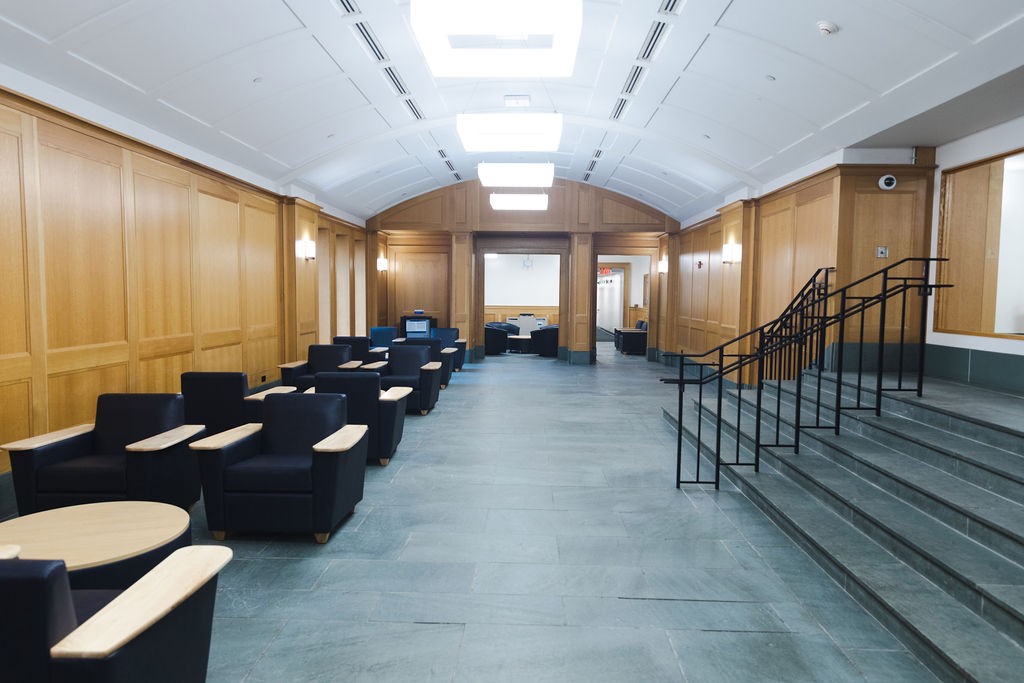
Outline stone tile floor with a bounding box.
[0,344,940,681]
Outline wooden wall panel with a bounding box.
[793,194,835,284]
[936,163,1000,333]
[484,306,560,325]
[0,381,32,471]
[756,203,795,326]
[196,190,241,338]
[243,200,280,385]
[391,250,450,324]
[38,124,126,350]
[0,125,28,357]
[47,365,128,430]
[137,353,193,393]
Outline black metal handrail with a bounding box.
[662,257,948,489]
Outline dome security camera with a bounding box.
[878,174,897,190]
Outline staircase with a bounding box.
[663,259,1024,681]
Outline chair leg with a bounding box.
[379,458,390,466]
[211,531,226,541]
[420,409,429,416]
[314,532,330,544]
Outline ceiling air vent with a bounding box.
[610,98,628,120]
[453,172,462,181]
[404,98,424,120]
[335,0,360,14]
[622,65,644,95]
[659,0,682,15]
[638,21,668,61]
[354,22,387,62]
[437,149,448,159]
[383,66,407,95]
[586,160,597,172]
[583,172,592,182]
[445,160,456,172]
[593,149,603,159]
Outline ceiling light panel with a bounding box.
[489,193,549,210]
[410,0,582,78]
[456,113,563,151]
[478,162,554,187]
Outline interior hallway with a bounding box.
[0,347,938,681]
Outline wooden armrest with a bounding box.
[339,360,363,369]
[304,387,316,394]
[277,360,307,369]
[380,386,413,401]
[422,361,442,371]
[392,337,406,343]
[441,347,457,354]
[126,424,205,452]
[312,424,368,452]
[0,545,20,559]
[369,346,388,353]
[455,338,466,344]
[1,423,94,452]
[245,386,296,401]
[50,546,233,659]
[361,361,388,370]
[189,423,262,450]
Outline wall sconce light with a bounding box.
[722,241,742,265]
[657,256,668,274]
[376,257,389,271]
[296,239,316,261]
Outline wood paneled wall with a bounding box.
[484,306,560,326]
[0,96,292,473]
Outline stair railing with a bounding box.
[663,257,947,489]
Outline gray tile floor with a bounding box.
[1,345,940,681]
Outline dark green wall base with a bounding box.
[925,344,1024,394]
[568,349,592,365]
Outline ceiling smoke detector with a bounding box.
[817,20,838,36]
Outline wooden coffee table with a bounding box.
[0,501,191,585]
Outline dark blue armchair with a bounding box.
[332,336,388,364]
[530,324,560,357]
[4,394,204,516]
[0,544,230,683]
[377,345,442,415]
[189,392,368,543]
[313,372,409,466]
[396,337,457,388]
[279,344,357,390]
[432,327,466,371]
[181,371,263,436]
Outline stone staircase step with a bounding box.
[728,464,1024,683]
[691,398,1024,647]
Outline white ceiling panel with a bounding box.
[717,0,955,93]
[218,74,370,150]
[156,32,339,125]
[0,0,129,42]
[2,1,1023,222]
[686,31,873,128]
[262,106,389,168]
[68,0,303,91]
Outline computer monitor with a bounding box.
[404,318,430,338]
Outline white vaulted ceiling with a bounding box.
[2,0,1023,225]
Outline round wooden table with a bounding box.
[0,501,191,585]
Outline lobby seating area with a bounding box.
[5,334,1011,680]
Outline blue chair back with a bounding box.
[93,394,184,455]
[181,372,249,435]
[369,326,398,348]
[332,336,371,360]
[261,393,346,455]
[0,558,77,682]
[387,345,430,376]
[306,344,352,374]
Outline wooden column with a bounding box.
[450,232,474,348]
[567,233,596,364]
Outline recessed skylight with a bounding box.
[410,0,582,78]
[489,193,549,210]
[457,113,563,152]
[478,162,554,187]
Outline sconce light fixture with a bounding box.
[297,239,316,261]
[376,257,389,271]
[722,241,742,264]
[657,256,668,274]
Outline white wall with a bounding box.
[929,113,1024,355]
[599,254,650,307]
[484,253,560,306]
[995,157,1024,334]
